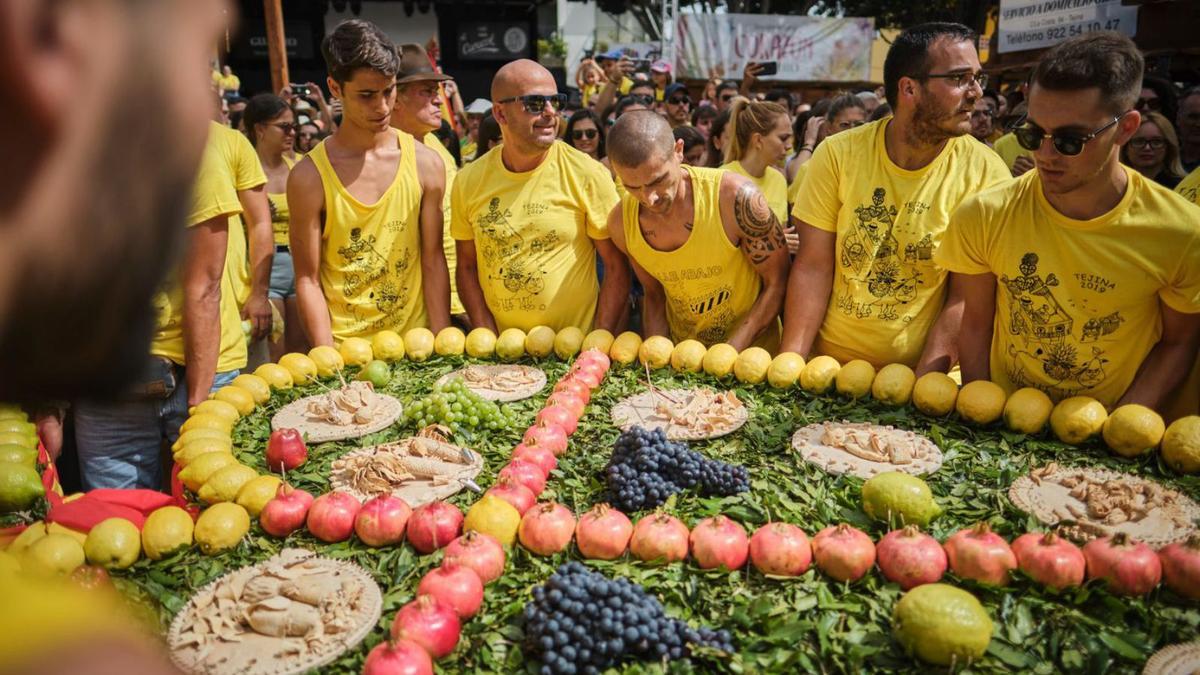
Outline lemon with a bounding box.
[553,327,585,359]
[235,475,283,516]
[190,399,240,425]
[254,362,294,390]
[521,325,554,358]
[465,328,497,358]
[872,364,917,405]
[0,444,36,467]
[670,339,708,373]
[372,330,406,361]
[1102,404,1165,458]
[893,584,992,666]
[0,461,45,512]
[213,386,256,416]
[172,427,230,453]
[24,533,85,576]
[47,522,88,547]
[912,372,958,416]
[639,336,674,370]
[609,331,643,366]
[836,359,876,399]
[862,472,942,527]
[434,327,467,356]
[7,522,47,556]
[197,464,258,504]
[582,329,616,354]
[496,328,527,361]
[1002,388,1053,435]
[278,352,318,384]
[463,494,521,546]
[0,550,20,576]
[231,374,271,405]
[178,452,238,493]
[1162,416,1200,474]
[733,347,772,384]
[764,352,805,389]
[84,517,141,569]
[309,345,345,376]
[339,337,374,366]
[142,507,194,560]
[404,328,436,361]
[180,413,232,435]
[1050,396,1107,445]
[800,355,841,394]
[956,380,1007,425]
[702,343,739,378]
[193,503,250,555]
[174,437,234,466]
[0,431,35,449]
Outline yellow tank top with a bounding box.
[268,155,296,246]
[622,165,778,349]
[422,132,465,316]
[309,130,428,340]
[722,160,789,225]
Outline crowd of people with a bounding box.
[39,18,1200,493]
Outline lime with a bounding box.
[0,461,43,512]
[893,584,992,666]
[0,444,37,467]
[357,360,392,387]
[862,472,941,527]
[0,431,36,449]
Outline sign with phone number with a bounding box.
[997,0,1137,54]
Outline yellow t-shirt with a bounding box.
[422,133,465,316]
[623,166,778,350]
[205,125,267,308]
[451,142,619,332]
[722,161,788,225]
[461,138,478,164]
[218,74,240,92]
[1177,166,1200,206]
[793,119,1011,368]
[936,168,1200,407]
[992,132,1030,172]
[309,130,429,339]
[268,155,296,247]
[786,160,812,217]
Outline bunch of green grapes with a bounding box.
[404,378,518,432]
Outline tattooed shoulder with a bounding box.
[733,182,786,264]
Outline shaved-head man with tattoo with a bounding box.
[606,112,789,350]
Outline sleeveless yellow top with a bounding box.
[722,160,788,225]
[309,130,428,340]
[268,154,296,246]
[622,165,777,349]
[422,132,465,316]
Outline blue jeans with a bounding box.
[74,361,238,490]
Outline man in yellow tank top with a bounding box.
[289,20,451,345]
[451,60,628,333]
[606,112,789,350]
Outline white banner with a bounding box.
[676,14,874,83]
[997,0,1137,54]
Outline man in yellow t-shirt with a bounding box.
[938,33,1200,413]
[606,112,789,350]
[451,60,628,333]
[1178,165,1200,206]
[782,23,1011,371]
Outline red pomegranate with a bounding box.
[749,522,812,577]
[943,523,1017,586]
[876,525,947,590]
[630,512,690,564]
[362,638,433,675]
[354,495,412,547]
[259,484,314,538]
[406,501,463,554]
[417,563,484,618]
[523,423,568,456]
[484,476,537,516]
[306,491,361,543]
[498,460,547,496]
[546,392,586,419]
[391,594,461,659]
[571,359,607,388]
[576,347,611,371]
[575,504,633,560]
[1011,531,1085,590]
[1158,535,1200,601]
[511,443,557,476]
[811,524,876,582]
[1083,533,1162,596]
[537,405,577,435]
[552,377,591,404]
[689,516,749,570]
[518,502,576,555]
[443,531,506,584]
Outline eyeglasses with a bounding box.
[497,93,568,114]
[271,123,299,134]
[922,71,988,90]
[572,128,598,141]
[1135,97,1161,111]
[1013,111,1130,156]
[667,95,690,106]
[1127,137,1166,150]
[628,94,655,106]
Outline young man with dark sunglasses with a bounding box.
[937,32,1200,415]
[663,83,692,129]
[450,59,629,335]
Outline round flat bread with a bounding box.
[271,392,402,444]
[791,421,943,479]
[434,364,546,402]
[329,436,484,507]
[1143,642,1200,675]
[610,388,748,440]
[167,548,382,675]
[1009,463,1200,548]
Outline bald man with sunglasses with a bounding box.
[450,60,629,334]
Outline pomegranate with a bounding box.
[876,525,947,590]
[575,504,633,560]
[498,460,547,496]
[749,522,812,577]
[1158,535,1200,601]
[1083,533,1162,596]
[630,512,690,563]
[305,491,361,543]
[571,360,606,388]
[1011,531,1085,590]
[259,484,314,538]
[577,347,611,370]
[484,476,537,516]
[265,428,307,473]
[552,377,591,404]
[407,501,464,554]
[443,531,506,584]
[510,443,557,476]
[417,563,484,618]
[391,594,461,659]
[811,524,876,582]
[537,405,577,435]
[362,638,433,675]
[689,516,749,570]
[546,391,586,419]
[943,523,1017,586]
[523,423,568,456]
[518,502,576,555]
[355,495,412,547]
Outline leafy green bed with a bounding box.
[115,355,1200,674]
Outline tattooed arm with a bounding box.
[720,176,790,350]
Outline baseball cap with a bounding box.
[397,43,452,84]
[597,49,624,62]
[664,83,688,99]
[465,98,493,116]
[650,60,671,74]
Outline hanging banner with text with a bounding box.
[675,14,874,83]
[997,0,1138,54]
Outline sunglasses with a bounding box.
[720,94,735,102]
[271,122,299,134]
[1136,97,1161,111]
[667,95,690,106]
[1127,137,1166,150]
[628,94,655,106]
[497,93,568,114]
[1013,111,1130,156]
[572,128,598,140]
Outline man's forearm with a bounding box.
[641,291,670,338]
[779,264,832,357]
[295,277,334,346]
[594,257,630,334]
[727,281,785,351]
[183,284,222,404]
[1118,341,1198,410]
[914,297,963,376]
[456,259,496,332]
[421,255,451,332]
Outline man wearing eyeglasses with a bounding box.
[450,59,628,335]
[781,23,1010,373]
[1178,87,1200,173]
[663,83,692,130]
[937,33,1200,415]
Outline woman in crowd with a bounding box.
[785,97,831,183]
[565,109,606,161]
[691,105,717,139]
[720,98,792,225]
[674,125,707,166]
[788,94,867,214]
[705,108,732,168]
[1121,111,1187,188]
[476,114,503,157]
[650,60,673,102]
[295,121,321,154]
